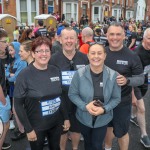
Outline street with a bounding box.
[5,86,150,150]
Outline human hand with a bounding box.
[27,130,37,142]
[62,120,70,131]
[116,74,127,86]
[10,73,15,77]
[86,101,100,115]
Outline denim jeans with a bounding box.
[79,121,107,150]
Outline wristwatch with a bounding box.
[126,78,130,85]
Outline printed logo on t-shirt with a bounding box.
[116,60,128,65]
[100,82,103,87]
[76,65,85,70]
[50,77,60,82]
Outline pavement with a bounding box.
[5,86,150,150]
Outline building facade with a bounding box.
[1,0,136,26]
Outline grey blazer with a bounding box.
[68,65,121,128]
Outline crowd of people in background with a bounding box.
[0,14,150,150]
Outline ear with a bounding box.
[31,51,35,58]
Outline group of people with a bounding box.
[0,19,150,150]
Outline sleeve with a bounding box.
[59,95,69,120]
[68,72,88,111]
[128,53,144,86]
[103,73,121,112]
[7,61,27,82]
[14,72,33,133]
[5,64,11,78]
[132,32,137,39]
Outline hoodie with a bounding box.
[5,42,27,82]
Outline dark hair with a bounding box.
[108,22,124,29]
[32,36,52,52]
[19,29,33,43]
[0,29,8,39]
[21,40,32,52]
[88,42,106,53]
[38,20,44,26]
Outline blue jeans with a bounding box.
[0,95,11,123]
[79,121,107,150]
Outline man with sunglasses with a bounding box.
[104,22,144,150]
[0,29,11,150]
[49,27,88,150]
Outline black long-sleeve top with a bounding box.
[14,63,68,133]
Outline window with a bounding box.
[20,0,27,23]
[0,0,2,14]
[31,0,36,23]
[48,0,54,14]
[114,10,117,18]
[94,7,99,21]
[66,3,71,22]
[126,0,128,6]
[74,4,77,22]
[117,0,119,4]
[63,2,78,22]
[122,0,124,6]
[82,4,87,16]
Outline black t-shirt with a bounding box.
[0,59,7,97]
[14,64,64,132]
[49,51,89,113]
[134,44,150,84]
[90,70,104,103]
[105,46,143,101]
[127,32,137,48]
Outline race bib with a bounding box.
[144,65,150,75]
[41,97,61,116]
[61,71,76,85]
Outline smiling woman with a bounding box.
[68,43,121,150]
[14,36,67,150]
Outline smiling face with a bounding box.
[88,44,106,69]
[32,44,51,69]
[19,45,31,61]
[107,26,125,51]
[143,30,150,50]
[9,45,15,58]
[60,29,77,53]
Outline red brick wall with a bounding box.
[3,0,16,17]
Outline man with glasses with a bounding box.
[0,29,11,150]
[49,27,88,150]
[104,22,144,150]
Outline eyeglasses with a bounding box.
[0,40,7,43]
[70,60,74,71]
[35,49,50,54]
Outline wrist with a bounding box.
[102,106,106,114]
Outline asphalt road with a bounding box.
[5,86,150,150]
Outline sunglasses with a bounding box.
[89,42,104,46]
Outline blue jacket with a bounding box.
[5,42,27,82]
[68,65,121,128]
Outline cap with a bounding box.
[57,26,65,36]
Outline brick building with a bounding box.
[145,0,150,21]
[1,0,135,26]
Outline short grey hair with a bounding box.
[82,27,93,37]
